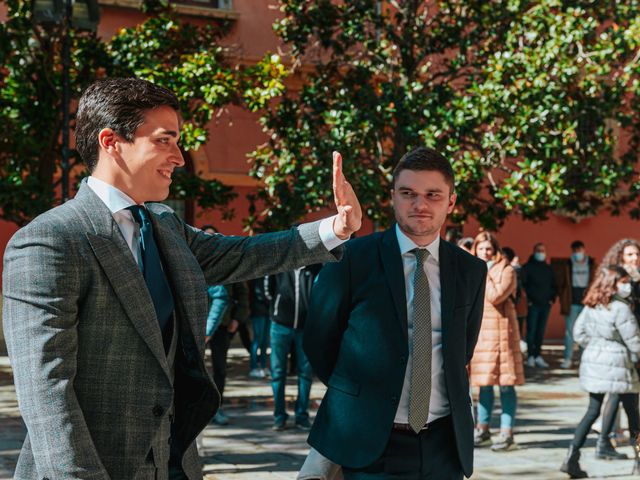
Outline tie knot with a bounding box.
[412,248,429,265]
[127,205,149,226]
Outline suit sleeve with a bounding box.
[182,219,343,285]
[303,250,351,385]
[2,225,111,479]
[466,264,488,365]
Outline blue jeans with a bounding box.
[250,315,270,370]
[270,322,312,424]
[526,303,551,358]
[564,304,583,361]
[478,386,517,429]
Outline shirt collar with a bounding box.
[87,176,139,214]
[395,224,440,264]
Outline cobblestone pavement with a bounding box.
[1,345,639,479]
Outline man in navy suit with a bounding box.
[304,147,487,479]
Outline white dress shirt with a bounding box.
[393,224,450,425]
[86,176,345,268]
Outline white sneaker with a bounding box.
[249,368,264,379]
[526,356,536,368]
[534,356,549,368]
[560,359,572,369]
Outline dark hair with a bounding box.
[392,147,455,192]
[471,231,503,263]
[75,78,180,172]
[600,238,640,268]
[457,237,474,250]
[533,242,545,252]
[583,264,629,308]
[571,240,585,251]
[502,246,516,263]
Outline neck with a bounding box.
[400,227,438,247]
[91,168,142,205]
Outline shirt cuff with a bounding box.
[318,215,348,251]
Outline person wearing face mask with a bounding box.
[560,265,640,478]
[596,239,640,455]
[552,241,597,369]
[522,242,558,368]
[469,233,525,451]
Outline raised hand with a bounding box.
[332,151,362,239]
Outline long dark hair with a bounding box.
[583,265,630,308]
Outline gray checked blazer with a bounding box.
[2,182,341,479]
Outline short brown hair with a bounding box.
[583,265,629,308]
[75,78,180,172]
[392,147,455,192]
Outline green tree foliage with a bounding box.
[249,0,640,231]
[0,0,287,225]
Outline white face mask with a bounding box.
[618,283,633,298]
[572,252,585,262]
[534,252,546,262]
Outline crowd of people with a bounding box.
[203,231,640,479]
[448,232,640,478]
[5,76,639,480]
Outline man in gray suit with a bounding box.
[2,77,362,480]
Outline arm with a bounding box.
[614,303,640,355]
[303,251,351,384]
[205,285,229,337]
[2,225,111,479]
[572,307,590,347]
[485,264,516,305]
[466,264,488,365]
[186,221,343,286]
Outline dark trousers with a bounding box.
[526,303,551,358]
[209,328,232,402]
[572,392,640,449]
[342,416,463,480]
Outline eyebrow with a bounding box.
[158,129,180,137]
[397,186,445,193]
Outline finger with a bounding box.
[333,151,344,205]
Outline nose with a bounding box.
[170,144,185,167]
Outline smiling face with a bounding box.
[391,169,456,246]
[94,105,184,204]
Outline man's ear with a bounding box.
[447,192,457,214]
[98,128,118,156]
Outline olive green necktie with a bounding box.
[408,248,432,433]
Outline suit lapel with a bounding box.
[439,240,456,352]
[76,184,171,379]
[151,212,206,360]
[379,227,409,342]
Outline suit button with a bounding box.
[391,396,398,404]
[400,356,406,363]
[152,405,165,417]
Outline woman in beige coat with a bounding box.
[470,232,525,451]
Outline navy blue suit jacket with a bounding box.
[303,227,486,477]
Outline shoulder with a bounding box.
[611,300,633,315]
[343,231,383,257]
[8,200,84,247]
[446,241,485,273]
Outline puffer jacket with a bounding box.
[573,299,640,393]
[470,258,525,387]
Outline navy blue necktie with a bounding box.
[127,205,175,333]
